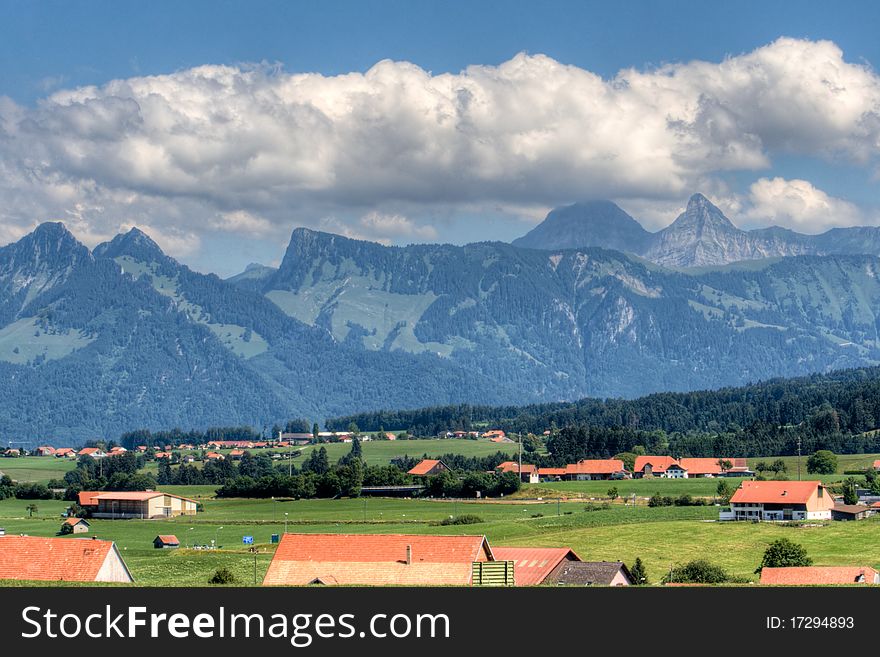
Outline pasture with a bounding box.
[2,491,879,585]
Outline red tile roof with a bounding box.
[565,459,625,475]
[678,458,724,475]
[407,459,446,476]
[496,461,537,474]
[730,480,826,505]
[761,566,879,585]
[63,517,89,526]
[263,534,492,586]
[538,467,568,476]
[78,491,102,506]
[874,459,880,469]
[492,547,580,585]
[94,491,163,501]
[0,536,128,582]
[633,455,678,473]
[155,535,179,545]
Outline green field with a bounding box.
[0,456,76,483]
[3,491,879,586]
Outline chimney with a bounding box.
[406,544,412,565]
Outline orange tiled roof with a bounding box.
[874,460,880,469]
[407,459,445,476]
[0,536,121,582]
[63,517,88,526]
[761,566,878,585]
[496,461,537,474]
[633,456,678,473]
[155,535,179,544]
[492,547,580,585]
[263,534,492,586]
[678,458,724,475]
[538,467,567,476]
[565,459,625,475]
[730,480,825,505]
[78,491,102,506]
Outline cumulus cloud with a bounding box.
[744,177,867,232]
[1,37,879,260]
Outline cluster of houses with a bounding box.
[407,456,753,483]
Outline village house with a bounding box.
[204,451,225,461]
[61,518,90,534]
[678,458,725,477]
[537,467,567,481]
[77,447,107,459]
[760,566,879,585]
[79,491,198,519]
[632,456,679,478]
[564,459,627,481]
[407,459,451,477]
[54,448,76,458]
[482,430,506,441]
[35,446,56,456]
[3,448,20,457]
[491,547,581,585]
[548,561,635,586]
[721,480,835,521]
[874,459,880,472]
[263,533,496,586]
[496,461,540,483]
[0,536,134,583]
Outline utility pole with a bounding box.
[797,436,802,481]
[518,434,522,484]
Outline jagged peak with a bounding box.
[94,226,168,263]
[666,193,738,233]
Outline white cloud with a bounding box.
[1,37,879,259]
[744,177,866,232]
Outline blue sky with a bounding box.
[2,0,880,274]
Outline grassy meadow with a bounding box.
[3,443,880,586]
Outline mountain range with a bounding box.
[6,194,880,443]
[514,193,880,268]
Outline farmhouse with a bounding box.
[760,566,879,585]
[538,467,567,481]
[721,480,834,521]
[78,447,107,459]
[548,561,635,586]
[407,459,450,477]
[633,456,679,478]
[154,535,180,549]
[492,547,581,585]
[496,461,539,483]
[35,446,56,456]
[263,534,495,586]
[678,458,724,477]
[84,491,198,519]
[0,536,134,583]
[55,448,76,458]
[61,518,90,534]
[564,459,627,481]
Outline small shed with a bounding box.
[153,534,180,549]
[62,518,90,534]
[831,504,872,521]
